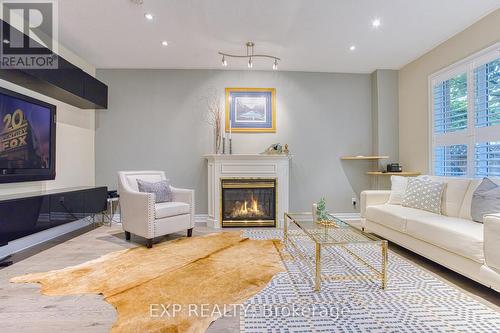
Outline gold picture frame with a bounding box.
[225,88,276,133]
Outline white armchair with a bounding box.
[117,171,195,248]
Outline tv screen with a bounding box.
[0,87,56,183]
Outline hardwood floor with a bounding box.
[0,224,240,333]
[0,225,126,333]
[0,223,498,332]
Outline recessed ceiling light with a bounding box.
[372,18,381,28]
[161,40,168,46]
[349,45,356,51]
[144,13,153,20]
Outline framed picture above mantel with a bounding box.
[225,88,276,133]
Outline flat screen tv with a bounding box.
[0,87,56,183]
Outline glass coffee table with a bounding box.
[283,212,388,291]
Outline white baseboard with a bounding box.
[0,218,93,258]
[331,212,361,220]
[195,214,208,226]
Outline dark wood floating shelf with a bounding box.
[0,20,108,109]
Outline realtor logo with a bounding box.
[0,0,58,69]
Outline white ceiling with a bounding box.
[58,0,500,73]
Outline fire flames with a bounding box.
[229,195,265,218]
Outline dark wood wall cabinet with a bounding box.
[0,20,108,109]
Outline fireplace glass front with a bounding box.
[221,178,276,227]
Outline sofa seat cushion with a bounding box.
[155,202,190,219]
[406,215,484,263]
[365,204,438,233]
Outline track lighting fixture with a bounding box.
[219,42,280,70]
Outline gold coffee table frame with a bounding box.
[284,212,388,292]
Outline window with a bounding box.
[475,142,500,177]
[430,45,500,178]
[434,145,467,176]
[433,73,467,134]
[475,58,500,128]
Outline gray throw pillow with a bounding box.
[402,178,445,214]
[136,179,172,203]
[471,178,500,223]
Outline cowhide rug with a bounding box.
[11,232,284,333]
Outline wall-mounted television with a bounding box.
[0,87,56,183]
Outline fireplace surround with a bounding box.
[205,154,290,228]
[221,178,277,227]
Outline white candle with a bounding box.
[229,112,232,139]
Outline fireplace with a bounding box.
[221,178,277,227]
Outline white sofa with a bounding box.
[361,176,500,291]
[118,171,195,248]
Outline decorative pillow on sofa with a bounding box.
[402,178,445,214]
[471,177,500,223]
[388,175,408,205]
[137,179,172,203]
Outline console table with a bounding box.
[0,186,107,248]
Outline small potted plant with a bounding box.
[312,198,337,226]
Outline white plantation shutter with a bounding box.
[434,145,468,176]
[430,45,500,178]
[474,58,500,128]
[475,142,500,177]
[433,73,468,134]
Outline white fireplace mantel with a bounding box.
[204,154,291,228]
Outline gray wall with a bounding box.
[370,70,399,189]
[371,70,399,163]
[95,69,376,213]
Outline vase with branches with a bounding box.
[202,89,223,154]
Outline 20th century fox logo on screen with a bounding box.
[0,0,58,69]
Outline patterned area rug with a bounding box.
[241,229,500,333]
